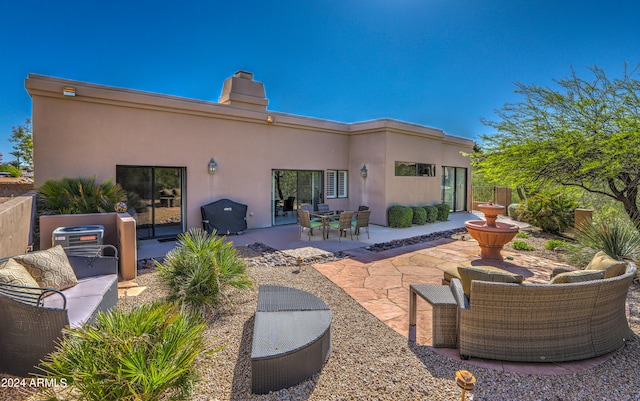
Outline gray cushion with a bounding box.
[43,275,117,327]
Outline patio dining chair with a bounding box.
[353,204,370,220]
[352,209,371,239]
[317,203,330,214]
[327,211,354,242]
[300,204,322,225]
[298,209,322,240]
[283,196,296,216]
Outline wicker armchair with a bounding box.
[450,262,637,363]
[0,245,119,377]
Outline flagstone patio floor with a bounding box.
[312,237,617,374]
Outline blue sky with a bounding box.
[1,0,638,163]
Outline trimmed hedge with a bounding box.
[411,207,427,225]
[434,203,450,221]
[423,206,438,223]
[388,205,413,228]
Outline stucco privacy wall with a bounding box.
[26,73,474,229]
[0,193,35,258]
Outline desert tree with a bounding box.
[475,64,640,228]
[8,118,33,168]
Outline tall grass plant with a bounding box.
[38,302,208,401]
[157,228,252,312]
[37,176,125,215]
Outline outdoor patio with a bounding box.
[137,211,634,375]
[138,211,483,260]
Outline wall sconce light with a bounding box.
[208,158,218,174]
[267,115,275,123]
[360,164,368,178]
[63,87,76,97]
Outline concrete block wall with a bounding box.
[0,192,36,258]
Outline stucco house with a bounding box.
[26,71,474,240]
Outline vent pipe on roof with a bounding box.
[218,71,268,112]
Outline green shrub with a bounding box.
[39,302,209,401]
[0,164,21,177]
[157,227,252,311]
[574,218,640,261]
[515,232,530,238]
[388,205,413,228]
[423,205,438,223]
[545,239,569,250]
[411,207,427,225]
[507,203,522,220]
[511,240,535,251]
[434,203,450,221]
[517,192,577,234]
[37,176,126,215]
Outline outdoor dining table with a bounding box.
[311,211,342,239]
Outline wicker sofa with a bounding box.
[0,245,119,376]
[449,262,637,362]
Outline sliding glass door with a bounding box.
[116,166,185,239]
[442,166,467,212]
[272,169,323,225]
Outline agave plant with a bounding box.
[157,227,253,311]
[38,302,208,401]
[37,176,125,215]
[575,218,640,262]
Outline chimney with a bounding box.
[218,71,268,112]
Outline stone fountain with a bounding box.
[465,202,519,260]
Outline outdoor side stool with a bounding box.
[408,284,457,348]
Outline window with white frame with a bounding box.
[326,170,348,198]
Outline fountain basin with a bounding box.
[465,220,519,260]
[476,203,506,227]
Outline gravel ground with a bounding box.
[3,237,640,401]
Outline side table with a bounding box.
[408,284,457,348]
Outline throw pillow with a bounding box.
[549,269,605,284]
[457,266,524,297]
[584,251,627,278]
[13,245,78,290]
[0,258,40,288]
[0,258,42,300]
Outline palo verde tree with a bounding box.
[475,64,640,228]
[8,118,33,168]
